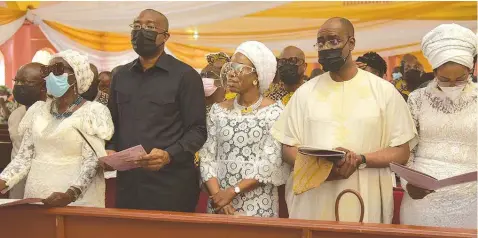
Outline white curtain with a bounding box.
[31,2,288,33]
[0,15,25,45]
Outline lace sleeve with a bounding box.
[70,142,100,196]
[249,131,291,186]
[82,102,114,140]
[0,128,35,189]
[406,91,422,166]
[244,104,291,185]
[198,106,218,184]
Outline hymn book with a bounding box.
[390,162,477,190]
[298,147,346,162]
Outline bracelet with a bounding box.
[67,188,80,202]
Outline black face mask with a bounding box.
[404,69,422,81]
[319,47,350,72]
[13,85,41,107]
[278,64,302,85]
[81,80,99,101]
[131,29,164,58]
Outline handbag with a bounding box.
[334,189,364,222]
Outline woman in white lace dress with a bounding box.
[400,24,477,229]
[199,41,290,217]
[0,50,114,208]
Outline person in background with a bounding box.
[417,72,435,89]
[392,67,402,81]
[400,24,477,229]
[393,54,425,101]
[7,63,48,199]
[199,41,290,217]
[268,46,308,105]
[81,63,100,101]
[356,52,387,78]
[95,71,112,106]
[0,49,113,207]
[271,17,416,223]
[204,52,236,101]
[201,52,229,113]
[310,68,325,79]
[107,9,207,212]
[269,46,308,105]
[0,86,19,123]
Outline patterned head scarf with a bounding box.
[422,24,477,69]
[206,52,230,65]
[54,50,94,94]
[235,41,277,94]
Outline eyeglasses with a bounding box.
[436,77,470,87]
[130,23,167,33]
[314,38,346,51]
[220,62,256,87]
[277,57,305,67]
[40,63,74,78]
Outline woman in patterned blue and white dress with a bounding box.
[199,41,290,217]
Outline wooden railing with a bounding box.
[0,206,476,238]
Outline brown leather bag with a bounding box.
[334,189,365,222]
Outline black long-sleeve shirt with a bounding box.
[107,53,207,211]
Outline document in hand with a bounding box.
[0,198,43,207]
[99,145,147,171]
[298,147,345,162]
[390,162,477,190]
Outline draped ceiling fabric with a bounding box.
[0,1,476,71]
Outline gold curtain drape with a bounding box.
[0,7,25,25]
[248,1,477,21]
[44,21,132,52]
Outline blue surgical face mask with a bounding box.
[46,72,75,98]
[392,72,402,80]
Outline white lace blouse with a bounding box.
[400,80,477,228]
[199,102,291,217]
[0,100,114,207]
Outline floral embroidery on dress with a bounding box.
[199,102,290,217]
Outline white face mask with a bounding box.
[439,85,466,100]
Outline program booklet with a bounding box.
[0,198,43,207]
[298,147,346,162]
[390,162,477,190]
[99,145,147,171]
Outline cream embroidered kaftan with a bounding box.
[271,69,417,223]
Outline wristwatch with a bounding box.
[234,186,241,194]
[358,154,367,169]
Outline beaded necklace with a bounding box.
[50,96,83,120]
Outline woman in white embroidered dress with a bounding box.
[199,41,290,217]
[400,24,477,228]
[0,50,114,207]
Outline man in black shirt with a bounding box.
[106,9,207,212]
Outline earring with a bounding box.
[253,80,258,86]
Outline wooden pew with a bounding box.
[0,123,12,198]
[0,205,475,238]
